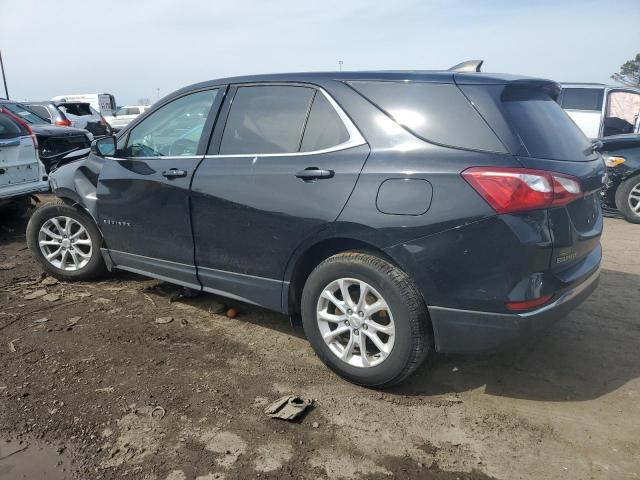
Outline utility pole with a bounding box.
[0,50,9,99]
[156,88,160,101]
[338,60,343,72]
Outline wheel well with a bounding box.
[287,238,396,316]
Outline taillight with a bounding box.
[462,167,582,214]
[55,118,72,127]
[0,107,38,149]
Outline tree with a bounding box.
[611,53,640,88]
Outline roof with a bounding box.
[172,70,555,98]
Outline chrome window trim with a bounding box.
[207,86,366,158]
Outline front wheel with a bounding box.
[301,252,431,388]
[26,200,107,281]
[615,175,640,224]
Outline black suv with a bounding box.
[26,70,604,387]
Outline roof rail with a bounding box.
[448,60,484,73]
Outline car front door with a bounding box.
[97,88,223,289]
[190,83,370,311]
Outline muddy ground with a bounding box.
[1,199,639,480]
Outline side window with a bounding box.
[300,93,350,152]
[219,86,314,155]
[125,89,218,158]
[29,105,51,120]
[560,88,604,111]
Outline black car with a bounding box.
[600,134,640,223]
[0,100,92,173]
[25,70,604,387]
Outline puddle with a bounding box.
[0,438,69,479]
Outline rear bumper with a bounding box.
[428,267,600,354]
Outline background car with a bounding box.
[23,101,73,127]
[559,83,640,138]
[600,134,640,223]
[56,102,112,137]
[0,99,92,173]
[108,105,149,132]
[0,109,49,215]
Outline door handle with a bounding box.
[162,168,187,179]
[295,167,334,181]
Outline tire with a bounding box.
[614,175,640,224]
[26,200,107,281]
[301,252,431,388]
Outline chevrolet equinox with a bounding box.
[26,70,605,387]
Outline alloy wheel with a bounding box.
[316,278,395,368]
[628,182,640,215]
[38,216,92,271]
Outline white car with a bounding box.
[0,109,49,215]
[107,105,149,132]
[559,83,640,138]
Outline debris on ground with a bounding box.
[0,262,16,271]
[8,338,19,352]
[24,289,47,300]
[155,316,173,324]
[226,308,237,319]
[40,277,59,286]
[42,293,61,302]
[264,395,314,421]
[208,301,226,314]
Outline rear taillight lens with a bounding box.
[462,167,583,214]
[55,118,72,127]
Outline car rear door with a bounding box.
[190,83,369,310]
[96,88,224,289]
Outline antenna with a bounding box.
[448,60,484,73]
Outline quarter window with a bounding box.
[219,86,314,155]
[125,89,218,157]
[300,93,350,152]
[560,88,604,111]
[28,105,51,120]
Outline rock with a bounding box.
[155,316,173,324]
[68,316,81,326]
[24,289,47,300]
[312,422,319,428]
[93,298,112,305]
[209,301,226,314]
[42,293,61,302]
[41,277,59,286]
[33,317,49,324]
[0,262,16,270]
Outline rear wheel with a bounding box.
[301,252,430,388]
[26,200,106,281]
[615,175,640,224]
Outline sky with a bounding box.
[1,0,639,105]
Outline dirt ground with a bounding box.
[1,199,639,480]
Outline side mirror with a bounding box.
[91,135,116,157]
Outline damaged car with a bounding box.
[26,67,605,387]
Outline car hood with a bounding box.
[30,124,89,137]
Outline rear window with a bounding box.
[27,105,51,120]
[500,86,595,161]
[560,88,604,111]
[59,103,93,116]
[1,103,48,125]
[0,114,26,139]
[348,81,506,153]
[459,84,596,162]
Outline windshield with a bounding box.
[2,103,49,125]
